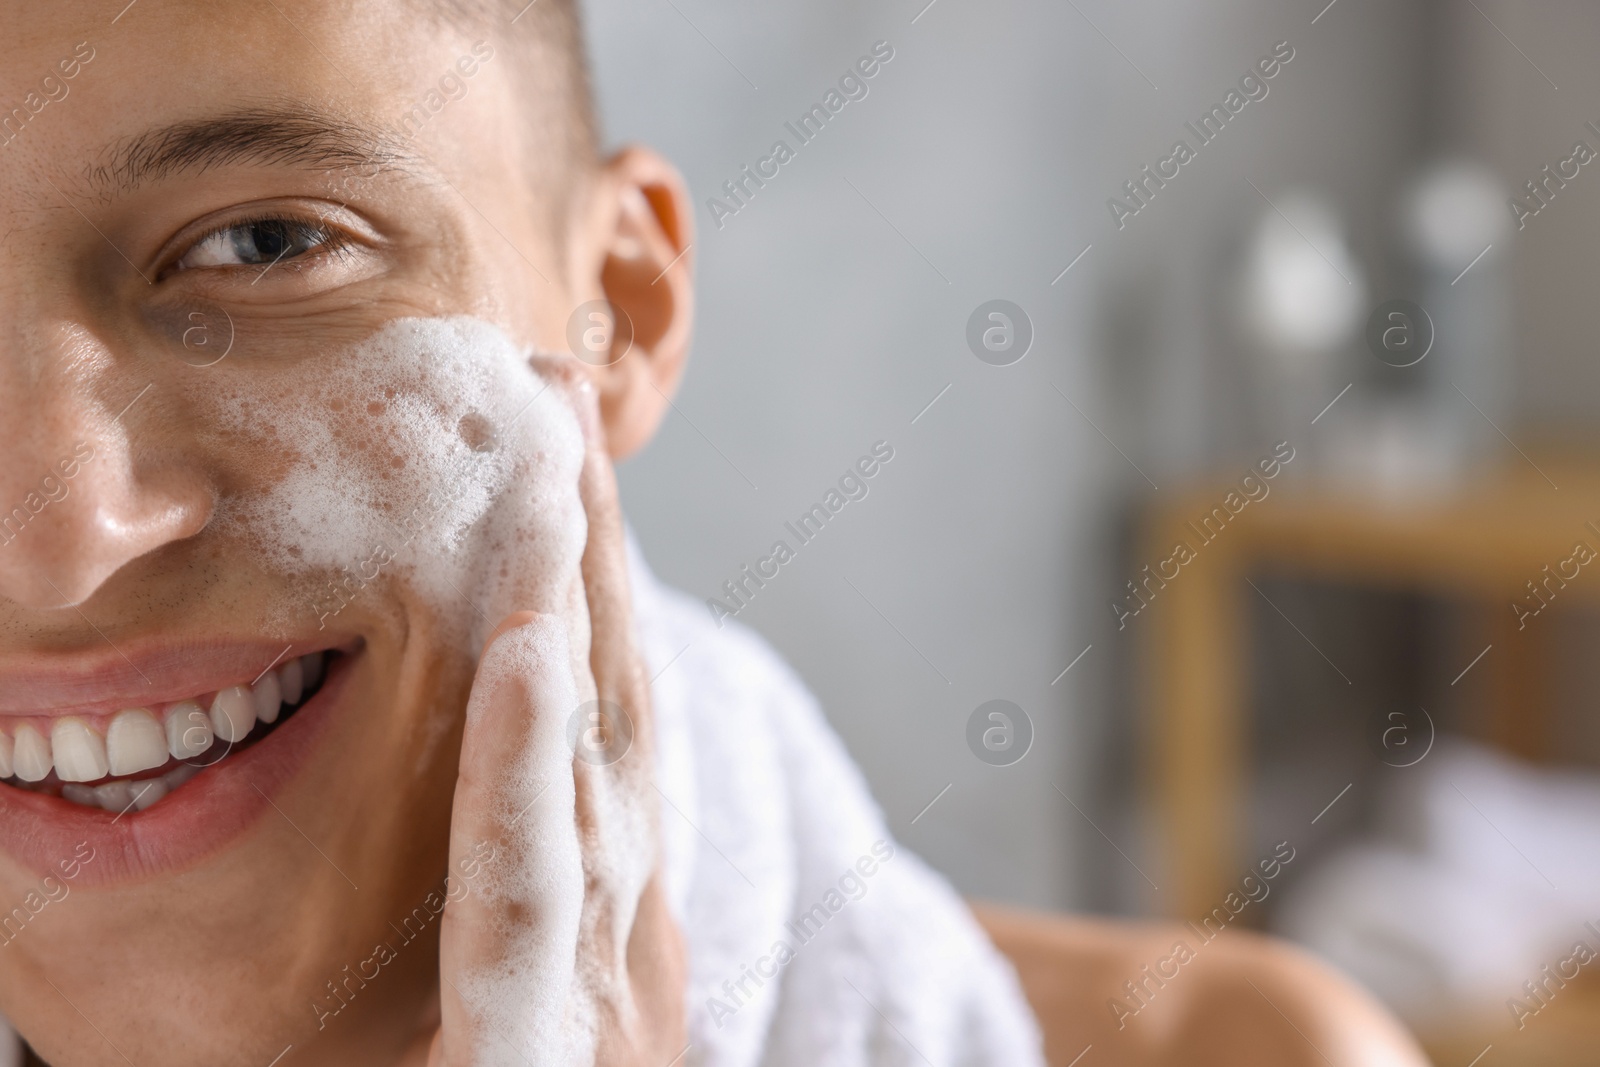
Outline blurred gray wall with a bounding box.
[1430,0,1600,437]
[585,0,1430,912]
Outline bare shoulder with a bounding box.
[972,904,1429,1067]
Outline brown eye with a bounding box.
[173,217,341,271]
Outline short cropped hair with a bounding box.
[416,0,601,209]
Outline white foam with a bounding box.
[211,316,617,1055]
[455,615,593,1063]
[213,316,587,652]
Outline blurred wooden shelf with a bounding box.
[1139,456,1599,920]
[1417,975,1600,1066]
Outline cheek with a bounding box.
[403,641,479,781]
[205,317,586,652]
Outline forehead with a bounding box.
[0,1,480,186]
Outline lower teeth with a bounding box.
[60,764,200,814]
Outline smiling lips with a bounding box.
[0,650,329,814]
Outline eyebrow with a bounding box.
[84,106,418,195]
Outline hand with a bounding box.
[419,371,686,1065]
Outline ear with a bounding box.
[565,145,695,459]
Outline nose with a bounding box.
[0,321,213,609]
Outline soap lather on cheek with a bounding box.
[208,319,594,1059]
[211,317,588,650]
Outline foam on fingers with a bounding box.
[446,613,592,1064]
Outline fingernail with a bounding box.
[484,611,539,654]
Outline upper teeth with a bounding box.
[0,652,325,788]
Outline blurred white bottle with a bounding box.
[1401,160,1511,465]
[1237,187,1368,470]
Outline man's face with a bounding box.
[0,3,588,1062]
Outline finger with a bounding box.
[473,351,591,658]
[514,354,684,1059]
[482,610,538,651]
[565,350,686,1061]
[566,377,654,874]
[437,613,587,1066]
[571,378,650,751]
[603,873,687,1062]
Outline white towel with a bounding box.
[1277,737,1600,1023]
[633,536,1045,1066]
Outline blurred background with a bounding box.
[589,0,1600,1060]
